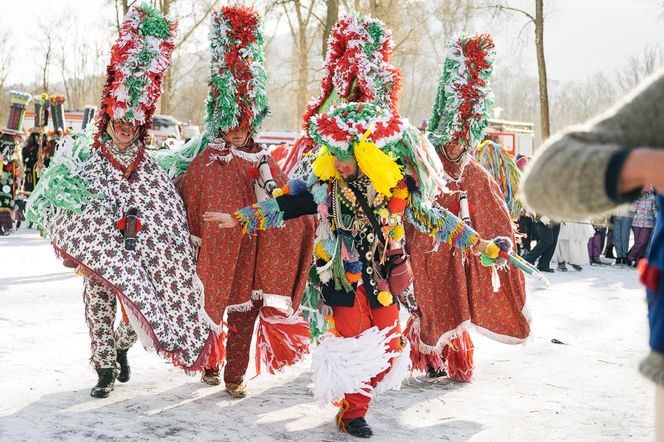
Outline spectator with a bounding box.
[553,221,595,271]
[613,204,634,266]
[587,217,608,265]
[522,216,560,272]
[603,216,616,259]
[628,187,657,265]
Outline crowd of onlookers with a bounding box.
[517,186,659,272]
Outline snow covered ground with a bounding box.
[0,228,655,441]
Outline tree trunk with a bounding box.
[535,0,550,142]
[41,37,51,93]
[294,0,309,127]
[159,0,172,115]
[322,0,339,59]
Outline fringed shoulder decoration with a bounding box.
[149,133,210,179]
[405,191,479,252]
[471,140,523,219]
[26,126,102,232]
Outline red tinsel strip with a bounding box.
[254,306,311,376]
[443,330,475,383]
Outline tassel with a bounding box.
[491,266,501,292]
[443,330,474,382]
[254,306,311,375]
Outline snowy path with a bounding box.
[0,228,654,441]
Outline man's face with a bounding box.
[444,141,465,160]
[224,126,250,147]
[334,157,359,181]
[111,119,137,145]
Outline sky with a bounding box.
[2,0,662,86]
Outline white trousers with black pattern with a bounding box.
[83,276,137,369]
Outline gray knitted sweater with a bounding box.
[521,67,664,219]
[522,68,664,387]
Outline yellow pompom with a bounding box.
[315,241,331,261]
[377,290,393,307]
[353,135,403,197]
[379,208,390,219]
[392,187,409,199]
[272,188,284,197]
[391,224,404,241]
[312,145,341,181]
[485,242,500,259]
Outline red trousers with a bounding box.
[332,286,401,423]
[223,299,263,385]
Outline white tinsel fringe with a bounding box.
[373,340,411,396]
[311,325,399,404]
[226,290,292,313]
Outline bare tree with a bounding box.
[159,0,220,115]
[615,44,664,94]
[278,0,319,127]
[321,0,339,58]
[35,20,53,93]
[484,1,551,143]
[0,25,12,126]
[0,28,10,93]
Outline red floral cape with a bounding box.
[177,143,315,323]
[406,156,530,351]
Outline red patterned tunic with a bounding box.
[176,140,315,323]
[406,156,530,352]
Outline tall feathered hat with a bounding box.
[205,5,268,136]
[427,33,495,154]
[95,3,177,145]
[283,14,401,175]
[309,102,445,199]
[2,91,32,135]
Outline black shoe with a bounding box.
[344,417,373,438]
[116,349,130,383]
[557,263,568,272]
[624,259,633,267]
[538,267,555,273]
[615,257,623,265]
[570,264,583,271]
[90,367,118,398]
[427,367,448,378]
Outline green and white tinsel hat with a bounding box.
[205,5,269,137]
[427,33,495,154]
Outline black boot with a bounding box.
[90,367,118,398]
[344,417,373,438]
[116,349,130,383]
[427,367,448,378]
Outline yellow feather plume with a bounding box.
[354,126,403,197]
[312,145,341,181]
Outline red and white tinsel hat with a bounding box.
[96,3,177,144]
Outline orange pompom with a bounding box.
[387,197,407,214]
[345,272,362,283]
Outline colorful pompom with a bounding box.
[377,290,393,306]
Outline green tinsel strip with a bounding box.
[299,283,328,342]
[26,127,102,232]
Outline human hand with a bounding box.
[472,239,491,256]
[203,211,237,229]
[619,148,664,194]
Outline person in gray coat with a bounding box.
[521,67,664,437]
